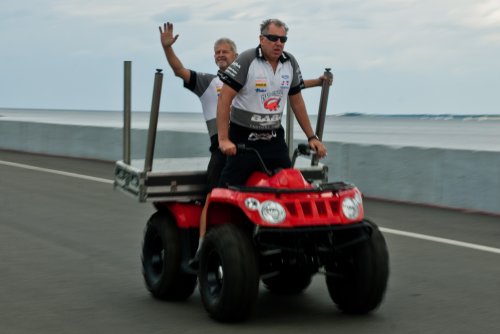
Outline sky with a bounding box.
[1,0,499,115]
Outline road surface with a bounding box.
[1,150,499,333]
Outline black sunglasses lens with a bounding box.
[265,34,287,43]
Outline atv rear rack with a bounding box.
[114,156,328,202]
[114,67,331,203]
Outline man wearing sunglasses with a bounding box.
[217,18,328,187]
[160,21,330,263]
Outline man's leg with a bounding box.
[218,153,258,187]
[191,151,226,266]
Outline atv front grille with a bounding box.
[283,198,339,219]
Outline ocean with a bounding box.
[1,108,499,152]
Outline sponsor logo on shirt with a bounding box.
[255,79,267,92]
[260,90,284,104]
[280,75,290,89]
[263,97,281,111]
[226,67,238,77]
[250,114,282,126]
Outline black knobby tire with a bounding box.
[325,219,389,314]
[142,211,197,300]
[262,268,312,294]
[198,224,259,322]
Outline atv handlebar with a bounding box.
[291,143,316,167]
[297,143,314,155]
[236,143,316,175]
[236,144,273,176]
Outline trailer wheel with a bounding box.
[325,219,389,314]
[262,268,312,294]
[198,224,259,322]
[142,211,197,300]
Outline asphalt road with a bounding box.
[1,150,499,334]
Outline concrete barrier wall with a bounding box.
[0,121,209,160]
[1,121,499,215]
[320,142,500,215]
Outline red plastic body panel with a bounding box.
[208,187,363,228]
[156,202,203,228]
[207,168,364,228]
[246,169,313,189]
[157,168,364,229]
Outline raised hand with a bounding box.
[159,22,179,48]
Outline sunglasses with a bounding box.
[263,34,288,43]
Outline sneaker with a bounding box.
[188,250,200,271]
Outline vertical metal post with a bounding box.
[144,69,163,172]
[123,61,132,164]
[285,98,294,159]
[312,68,334,166]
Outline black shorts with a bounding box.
[207,135,226,190]
[218,123,291,187]
[207,149,226,190]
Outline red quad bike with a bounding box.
[114,68,389,323]
[139,144,389,322]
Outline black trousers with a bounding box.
[207,135,226,191]
[218,123,291,187]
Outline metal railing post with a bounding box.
[285,98,294,159]
[123,61,132,164]
[312,68,333,166]
[144,69,163,172]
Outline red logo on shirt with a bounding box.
[263,97,281,111]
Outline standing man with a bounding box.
[217,18,327,187]
[159,22,238,260]
[160,22,237,189]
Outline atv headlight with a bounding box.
[259,200,286,224]
[245,197,260,211]
[341,197,360,220]
[354,190,363,206]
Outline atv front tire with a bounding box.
[325,219,389,313]
[198,224,259,322]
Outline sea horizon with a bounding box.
[1,107,500,152]
[2,106,500,119]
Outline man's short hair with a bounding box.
[260,19,289,35]
[214,38,237,53]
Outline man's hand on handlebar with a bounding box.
[219,138,237,156]
[308,138,327,158]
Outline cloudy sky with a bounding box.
[1,0,499,115]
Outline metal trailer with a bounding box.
[114,66,333,203]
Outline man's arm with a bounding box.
[217,84,238,156]
[303,75,333,89]
[159,22,190,83]
[288,92,327,158]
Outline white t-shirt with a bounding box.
[184,70,222,137]
[219,46,304,130]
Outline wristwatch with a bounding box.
[307,134,320,142]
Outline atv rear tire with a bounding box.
[142,211,197,300]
